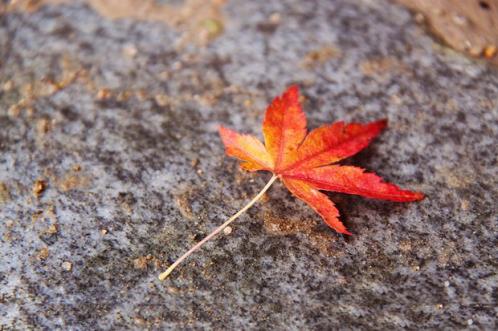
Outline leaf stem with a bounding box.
[159,174,278,281]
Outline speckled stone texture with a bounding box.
[0,0,497,330]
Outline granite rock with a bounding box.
[0,0,497,329]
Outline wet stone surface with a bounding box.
[0,0,497,329]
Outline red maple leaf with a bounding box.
[159,85,423,280]
[219,85,424,235]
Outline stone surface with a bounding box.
[0,0,497,329]
[395,0,498,65]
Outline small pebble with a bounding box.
[62,261,72,271]
[37,247,49,260]
[96,88,112,100]
[32,179,47,198]
[483,45,497,59]
[467,319,473,326]
[223,226,232,235]
[47,224,58,234]
[444,281,450,287]
[36,118,50,135]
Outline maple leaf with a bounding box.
[219,85,424,235]
[159,85,423,280]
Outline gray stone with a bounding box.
[0,0,496,329]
